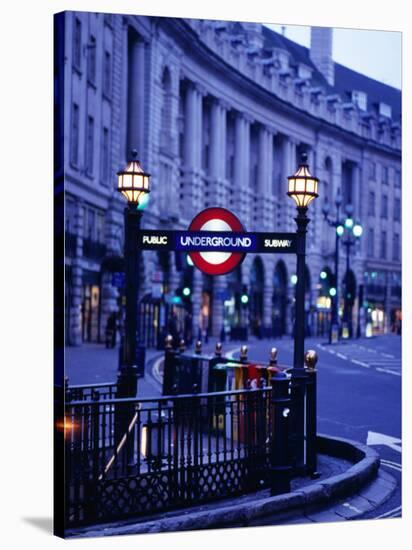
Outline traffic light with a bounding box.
[241,293,249,305]
[182,286,191,297]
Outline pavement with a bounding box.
[64,333,401,530]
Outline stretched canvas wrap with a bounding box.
[54,10,402,539]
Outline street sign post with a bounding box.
[137,229,297,254]
[137,207,297,276]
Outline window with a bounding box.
[395,170,401,188]
[85,116,94,175]
[379,103,392,118]
[381,195,388,218]
[352,90,367,111]
[380,231,387,259]
[96,213,105,243]
[84,206,105,243]
[394,198,401,221]
[87,35,96,85]
[368,191,375,216]
[369,161,376,180]
[368,228,374,258]
[65,198,76,233]
[70,103,79,166]
[86,208,95,240]
[101,127,110,184]
[393,233,400,261]
[103,51,112,98]
[382,166,389,185]
[73,17,82,70]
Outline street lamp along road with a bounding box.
[322,188,342,344]
[340,207,363,339]
[287,152,318,472]
[322,194,363,342]
[117,150,151,397]
[287,152,319,371]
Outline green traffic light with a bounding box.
[183,287,191,297]
[336,225,344,236]
[241,294,249,304]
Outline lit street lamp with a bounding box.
[322,189,342,343]
[287,152,319,371]
[287,153,318,470]
[117,150,151,397]
[340,207,363,338]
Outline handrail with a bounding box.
[66,381,117,390]
[98,410,139,481]
[65,386,273,407]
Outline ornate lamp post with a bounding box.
[116,150,151,397]
[287,153,319,372]
[322,189,343,344]
[340,208,363,338]
[287,153,319,471]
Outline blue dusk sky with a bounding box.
[267,24,401,89]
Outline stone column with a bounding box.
[209,98,228,205]
[212,276,227,338]
[384,271,391,334]
[263,270,273,337]
[181,82,203,218]
[353,162,361,221]
[256,126,274,230]
[191,269,203,340]
[68,201,85,346]
[127,37,145,156]
[168,254,181,296]
[209,98,221,181]
[284,138,297,231]
[100,206,123,341]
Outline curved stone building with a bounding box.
[59,12,402,346]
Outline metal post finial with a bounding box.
[269,347,278,366]
[301,152,308,164]
[215,342,223,357]
[165,334,173,350]
[304,349,318,370]
[179,339,186,353]
[131,149,138,159]
[195,340,202,354]
[240,345,248,362]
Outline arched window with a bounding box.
[160,67,172,153]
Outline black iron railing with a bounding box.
[63,344,318,528]
[65,381,118,402]
[65,387,273,526]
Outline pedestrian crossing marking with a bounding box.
[317,341,401,377]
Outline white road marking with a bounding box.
[351,359,370,368]
[336,352,347,360]
[381,459,402,471]
[226,346,240,359]
[342,502,363,514]
[367,431,402,453]
[381,352,395,359]
[152,355,164,384]
[375,505,402,520]
[376,368,401,377]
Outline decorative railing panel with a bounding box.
[65,388,272,526]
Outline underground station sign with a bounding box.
[137,207,296,275]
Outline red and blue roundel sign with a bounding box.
[188,207,246,275]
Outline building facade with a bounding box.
[58,12,402,347]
